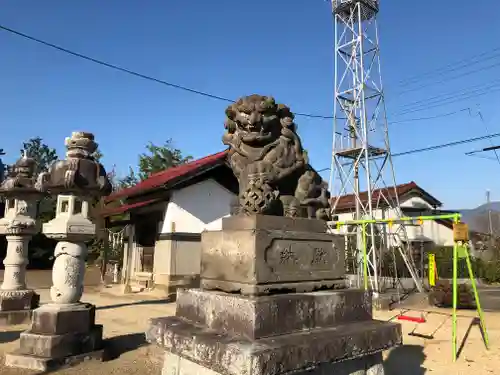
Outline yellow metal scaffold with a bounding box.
[332,213,489,361]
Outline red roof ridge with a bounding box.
[331,181,441,211]
[105,150,228,202]
[331,181,417,199]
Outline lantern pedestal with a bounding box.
[4,303,103,371]
[0,290,39,325]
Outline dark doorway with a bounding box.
[134,211,163,273]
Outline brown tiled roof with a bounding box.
[331,181,442,211]
[105,150,229,203]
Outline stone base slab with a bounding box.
[146,316,400,375]
[18,324,103,358]
[153,275,201,298]
[201,278,346,296]
[176,288,372,340]
[221,215,328,233]
[0,309,33,326]
[0,289,40,311]
[372,294,393,311]
[161,350,384,375]
[5,349,104,372]
[5,302,104,370]
[31,303,96,335]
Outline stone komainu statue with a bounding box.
[223,94,331,220]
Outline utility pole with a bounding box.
[487,190,495,255]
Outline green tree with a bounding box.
[115,140,191,190]
[18,137,59,224]
[92,149,103,163]
[16,137,60,267]
[21,137,59,176]
[118,166,139,190]
[137,140,192,180]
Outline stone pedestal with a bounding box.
[0,290,40,325]
[201,215,346,295]
[146,216,402,375]
[5,304,103,371]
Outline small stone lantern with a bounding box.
[0,152,45,324]
[5,132,112,371]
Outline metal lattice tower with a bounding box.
[328,0,423,293]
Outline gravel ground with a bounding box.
[0,288,175,375]
[0,279,499,374]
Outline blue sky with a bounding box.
[1,0,500,209]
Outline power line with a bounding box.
[396,79,500,111]
[0,24,481,123]
[394,60,500,96]
[0,25,236,102]
[391,85,500,117]
[390,133,500,158]
[0,24,337,119]
[328,133,500,171]
[471,108,500,167]
[388,108,471,124]
[396,46,500,87]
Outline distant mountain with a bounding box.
[457,201,500,235]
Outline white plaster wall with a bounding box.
[421,219,454,246]
[161,179,235,234]
[332,195,453,247]
[400,196,434,209]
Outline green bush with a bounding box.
[345,244,500,284]
[431,247,500,284]
[475,259,500,284]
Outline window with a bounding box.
[60,199,69,213]
[73,198,82,214]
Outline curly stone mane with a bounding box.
[222,94,331,220]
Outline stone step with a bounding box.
[175,288,373,340]
[146,316,401,375]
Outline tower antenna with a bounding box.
[328,0,423,295]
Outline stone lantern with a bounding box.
[0,152,45,325]
[6,132,112,371]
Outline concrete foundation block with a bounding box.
[18,324,103,358]
[160,350,385,375]
[31,303,96,335]
[175,288,373,339]
[5,349,104,372]
[5,303,104,371]
[147,316,400,375]
[0,289,40,311]
[0,309,33,326]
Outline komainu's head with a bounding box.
[224,94,295,146]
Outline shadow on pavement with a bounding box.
[457,317,488,359]
[384,345,427,375]
[0,330,23,344]
[96,298,172,311]
[103,332,148,361]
